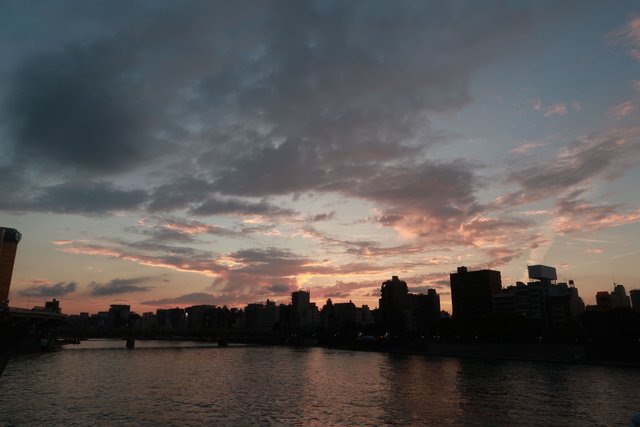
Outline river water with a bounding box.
[1,340,639,426]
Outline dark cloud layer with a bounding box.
[0,180,147,214]
[18,281,77,297]
[4,49,154,174]
[89,277,154,296]
[0,1,550,218]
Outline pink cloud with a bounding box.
[553,191,640,234]
[584,248,604,254]
[531,99,567,117]
[510,142,546,154]
[521,210,549,216]
[609,16,640,61]
[543,102,567,117]
[611,100,636,118]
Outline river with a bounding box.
[0,340,638,426]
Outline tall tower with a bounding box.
[0,227,22,306]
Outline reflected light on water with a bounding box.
[0,340,639,425]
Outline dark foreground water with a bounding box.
[1,340,639,426]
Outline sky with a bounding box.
[2,1,640,315]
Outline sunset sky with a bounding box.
[2,1,640,315]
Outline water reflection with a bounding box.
[1,345,638,425]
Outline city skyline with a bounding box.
[2,2,640,315]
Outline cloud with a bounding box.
[54,237,387,301]
[0,1,599,298]
[0,181,148,214]
[189,196,297,218]
[308,280,381,301]
[308,211,336,222]
[611,100,636,118]
[552,190,640,234]
[89,277,155,296]
[55,239,222,277]
[0,2,573,280]
[142,288,292,307]
[584,248,604,254]
[3,48,160,175]
[608,16,640,62]
[510,142,546,155]
[131,216,237,243]
[532,99,567,117]
[266,283,293,294]
[544,103,567,117]
[142,292,221,307]
[0,1,548,219]
[18,281,77,297]
[501,125,640,205]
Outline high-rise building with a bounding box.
[450,266,502,320]
[596,291,612,312]
[0,227,22,306]
[611,283,631,309]
[409,289,441,332]
[291,290,315,331]
[630,289,640,313]
[379,276,409,335]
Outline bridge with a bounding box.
[1,307,66,351]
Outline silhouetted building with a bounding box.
[291,290,318,332]
[321,298,334,330]
[44,299,61,314]
[108,304,131,328]
[450,267,501,320]
[0,227,22,306]
[333,301,357,329]
[494,281,546,320]
[494,272,584,324]
[596,291,612,312]
[547,281,584,324]
[379,276,410,335]
[630,289,640,313]
[322,299,375,332]
[355,304,375,327]
[611,283,631,309]
[185,305,218,331]
[157,307,186,330]
[409,289,441,332]
[140,311,157,329]
[91,311,109,328]
[243,300,278,331]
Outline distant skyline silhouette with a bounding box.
[1,2,640,315]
